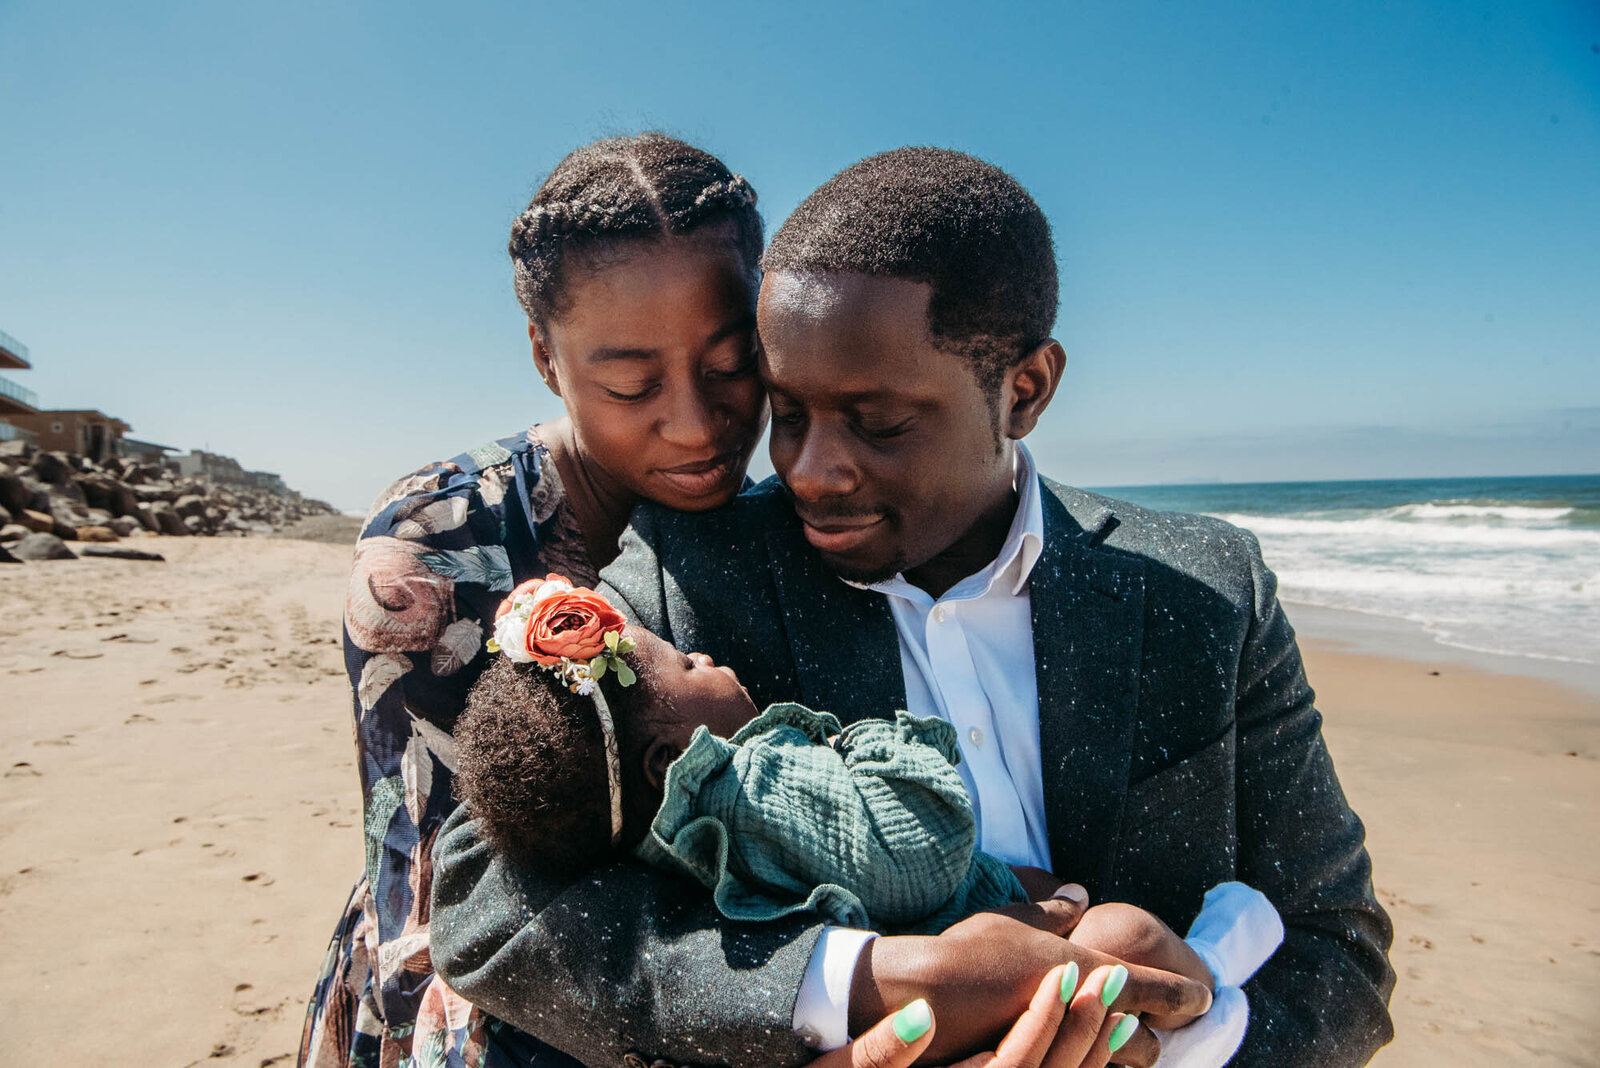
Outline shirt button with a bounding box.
[968,727,984,747]
[932,606,948,624]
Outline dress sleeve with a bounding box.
[342,455,521,1037]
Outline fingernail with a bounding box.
[1053,882,1089,907]
[893,999,933,1042]
[1059,961,1080,1003]
[1101,964,1128,1007]
[1107,1014,1140,1053]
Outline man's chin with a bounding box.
[818,548,906,587]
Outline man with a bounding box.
[432,148,1394,1067]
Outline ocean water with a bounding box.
[1093,474,1600,666]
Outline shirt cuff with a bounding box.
[792,926,879,1051]
[1184,881,1284,989]
[1151,984,1250,1068]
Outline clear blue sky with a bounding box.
[2,1,1596,510]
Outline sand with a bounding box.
[1,537,1596,1066]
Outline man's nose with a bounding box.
[781,424,859,502]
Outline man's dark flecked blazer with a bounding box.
[431,477,1396,1068]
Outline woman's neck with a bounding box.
[540,416,635,572]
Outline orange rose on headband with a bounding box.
[524,587,627,666]
[488,574,636,690]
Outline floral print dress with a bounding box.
[299,427,594,1068]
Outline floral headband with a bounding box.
[487,574,635,844]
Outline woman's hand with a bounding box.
[815,964,1153,1068]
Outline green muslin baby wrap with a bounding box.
[635,703,1028,935]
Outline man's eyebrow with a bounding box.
[585,316,755,364]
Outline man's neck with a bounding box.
[902,476,1022,600]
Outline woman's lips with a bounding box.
[654,452,742,498]
[799,515,886,554]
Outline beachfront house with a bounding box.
[8,409,134,463]
[0,328,39,445]
[0,329,137,462]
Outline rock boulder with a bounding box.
[11,532,77,560]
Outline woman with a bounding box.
[298,132,770,1068]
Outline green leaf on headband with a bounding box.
[589,656,607,679]
[605,630,619,652]
[616,636,636,655]
[615,662,636,687]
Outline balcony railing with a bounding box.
[0,329,28,365]
[0,421,35,443]
[0,374,39,410]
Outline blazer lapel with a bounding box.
[765,526,905,723]
[1032,483,1146,895]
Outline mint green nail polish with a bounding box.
[1059,961,1080,1003]
[893,999,933,1043]
[1101,964,1129,1007]
[1107,1014,1140,1053]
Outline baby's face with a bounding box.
[626,626,759,743]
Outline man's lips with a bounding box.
[798,513,887,554]
[654,451,742,497]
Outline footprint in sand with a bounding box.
[33,735,74,747]
[124,713,157,725]
[6,762,42,778]
[241,872,274,886]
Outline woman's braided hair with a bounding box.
[510,133,763,324]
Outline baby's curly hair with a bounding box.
[454,652,657,874]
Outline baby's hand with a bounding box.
[1069,902,1214,1030]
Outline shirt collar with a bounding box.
[845,442,1045,603]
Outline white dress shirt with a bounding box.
[790,444,1254,1065]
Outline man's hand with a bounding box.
[1069,903,1214,1030]
[848,902,1212,1066]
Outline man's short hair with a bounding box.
[762,147,1058,394]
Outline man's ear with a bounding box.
[530,321,562,397]
[1002,339,1065,441]
[641,737,682,793]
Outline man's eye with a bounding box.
[771,408,804,427]
[860,419,912,440]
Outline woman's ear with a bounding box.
[641,737,682,793]
[530,322,562,397]
[1002,339,1066,441]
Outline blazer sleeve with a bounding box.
[431,506,827,1068]
[430,804,827,1067]
[1229,532,1397,1066]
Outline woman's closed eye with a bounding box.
[601,379,661,402]
[704,341,760,381]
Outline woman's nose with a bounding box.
[658,385,721,450]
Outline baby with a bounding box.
[456,576,1279,1041]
